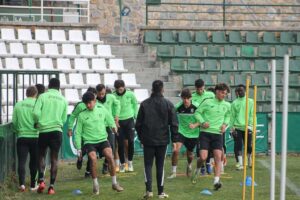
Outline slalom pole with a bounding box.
[251,85,257,200]
[242,79,250,200]
[270,60,276,200]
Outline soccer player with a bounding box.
[191,79,215,174]
[136,80,178,199]
[12,86,39,192]
[96,84,121,174]
[113,80,138,172]
[68,87,97,177]
[75,92,123,195]
[33,78,68,195]
[167,88,199,179]
[229,84,254,170]
[191,83,231,190]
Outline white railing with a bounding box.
[0,0,90,23]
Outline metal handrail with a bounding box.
[0,0,90,23]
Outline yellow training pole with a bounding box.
[251,86,257,200]
[242,79,250,200]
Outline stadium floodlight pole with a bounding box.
[242,79,250,200]
[270,60,276,200]
[251,85,257,200]
[280,55,289,200]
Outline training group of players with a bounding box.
[12,77,254,199]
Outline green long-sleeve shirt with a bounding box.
[33,89,68,133]
[113,89,138,120]
[191,90,215,107]
[175,101,199,138]
[68,102,87,130]
[75,104,116,149]
[229,96,254,131]
[195,98,231,134]
[12,97,38,138]
[97,94,120,117]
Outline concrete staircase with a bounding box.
[111,44,181,104]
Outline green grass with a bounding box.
[1,155,300,200]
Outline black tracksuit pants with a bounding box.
[143,145,167,195]
[17,138,38,187]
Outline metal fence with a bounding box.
[0,70,59,124]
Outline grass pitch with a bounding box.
[1,155,299,200]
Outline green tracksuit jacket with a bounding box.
[33,89,68,133]
[12,97,38,138]
[229,96,254,131]
[68,102,87,130]
[191,90,215,106]
[113,89,138,120]
[75,104,116,149]
[195,98,231,134]
[97,94,120,118]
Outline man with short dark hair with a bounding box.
[192,79,215,175]
[191,83,231,190]
[96,84,121,174]
[12,86,39,192]
[68,87,97,177]
[136,80,178,199]
[75,92,123,195]
[113,80,138,172]
[167,88,199,179]
[35,84,46,97]
[229,84,254,170]
[33,78,68,195]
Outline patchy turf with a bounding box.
[1,155,299,200]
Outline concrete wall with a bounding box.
[90,0,300,41]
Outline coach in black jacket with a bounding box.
[136,80,178,199]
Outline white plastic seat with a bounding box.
[0,42,7,56]
[86,30,100,42]
[86,73,101,85]
[22,58,37,70]
[74,58,89,71]
[57,58,72,71]
[104,73,118,87]
[27,43,42,56]
[121,73,140,88]
[134,89,149,103]
[64,89,80,103]
[2,89,13,103]
[52,30,66,42]
[59,73,67,86]
[109,58,127,72]
[97,45,114,58]
[10,43,25,56]
[62,44,77,57]
[69,30,83,42]
[17,89,26,100]
[44,43,59,57]
[91,58,109,72]
[80,44,95,57]
[5,58,20,70]
[1,28,16,41]
[36,74,50,85]
[39,58,54,70]
[69,73,84,87]
[18,29,32,41]
[35,29,50,42]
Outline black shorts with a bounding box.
[175,133,198,152]
[199,132,223,151]
[38,131,62,152]
[84,140,111,155]
[118,117,135,141]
